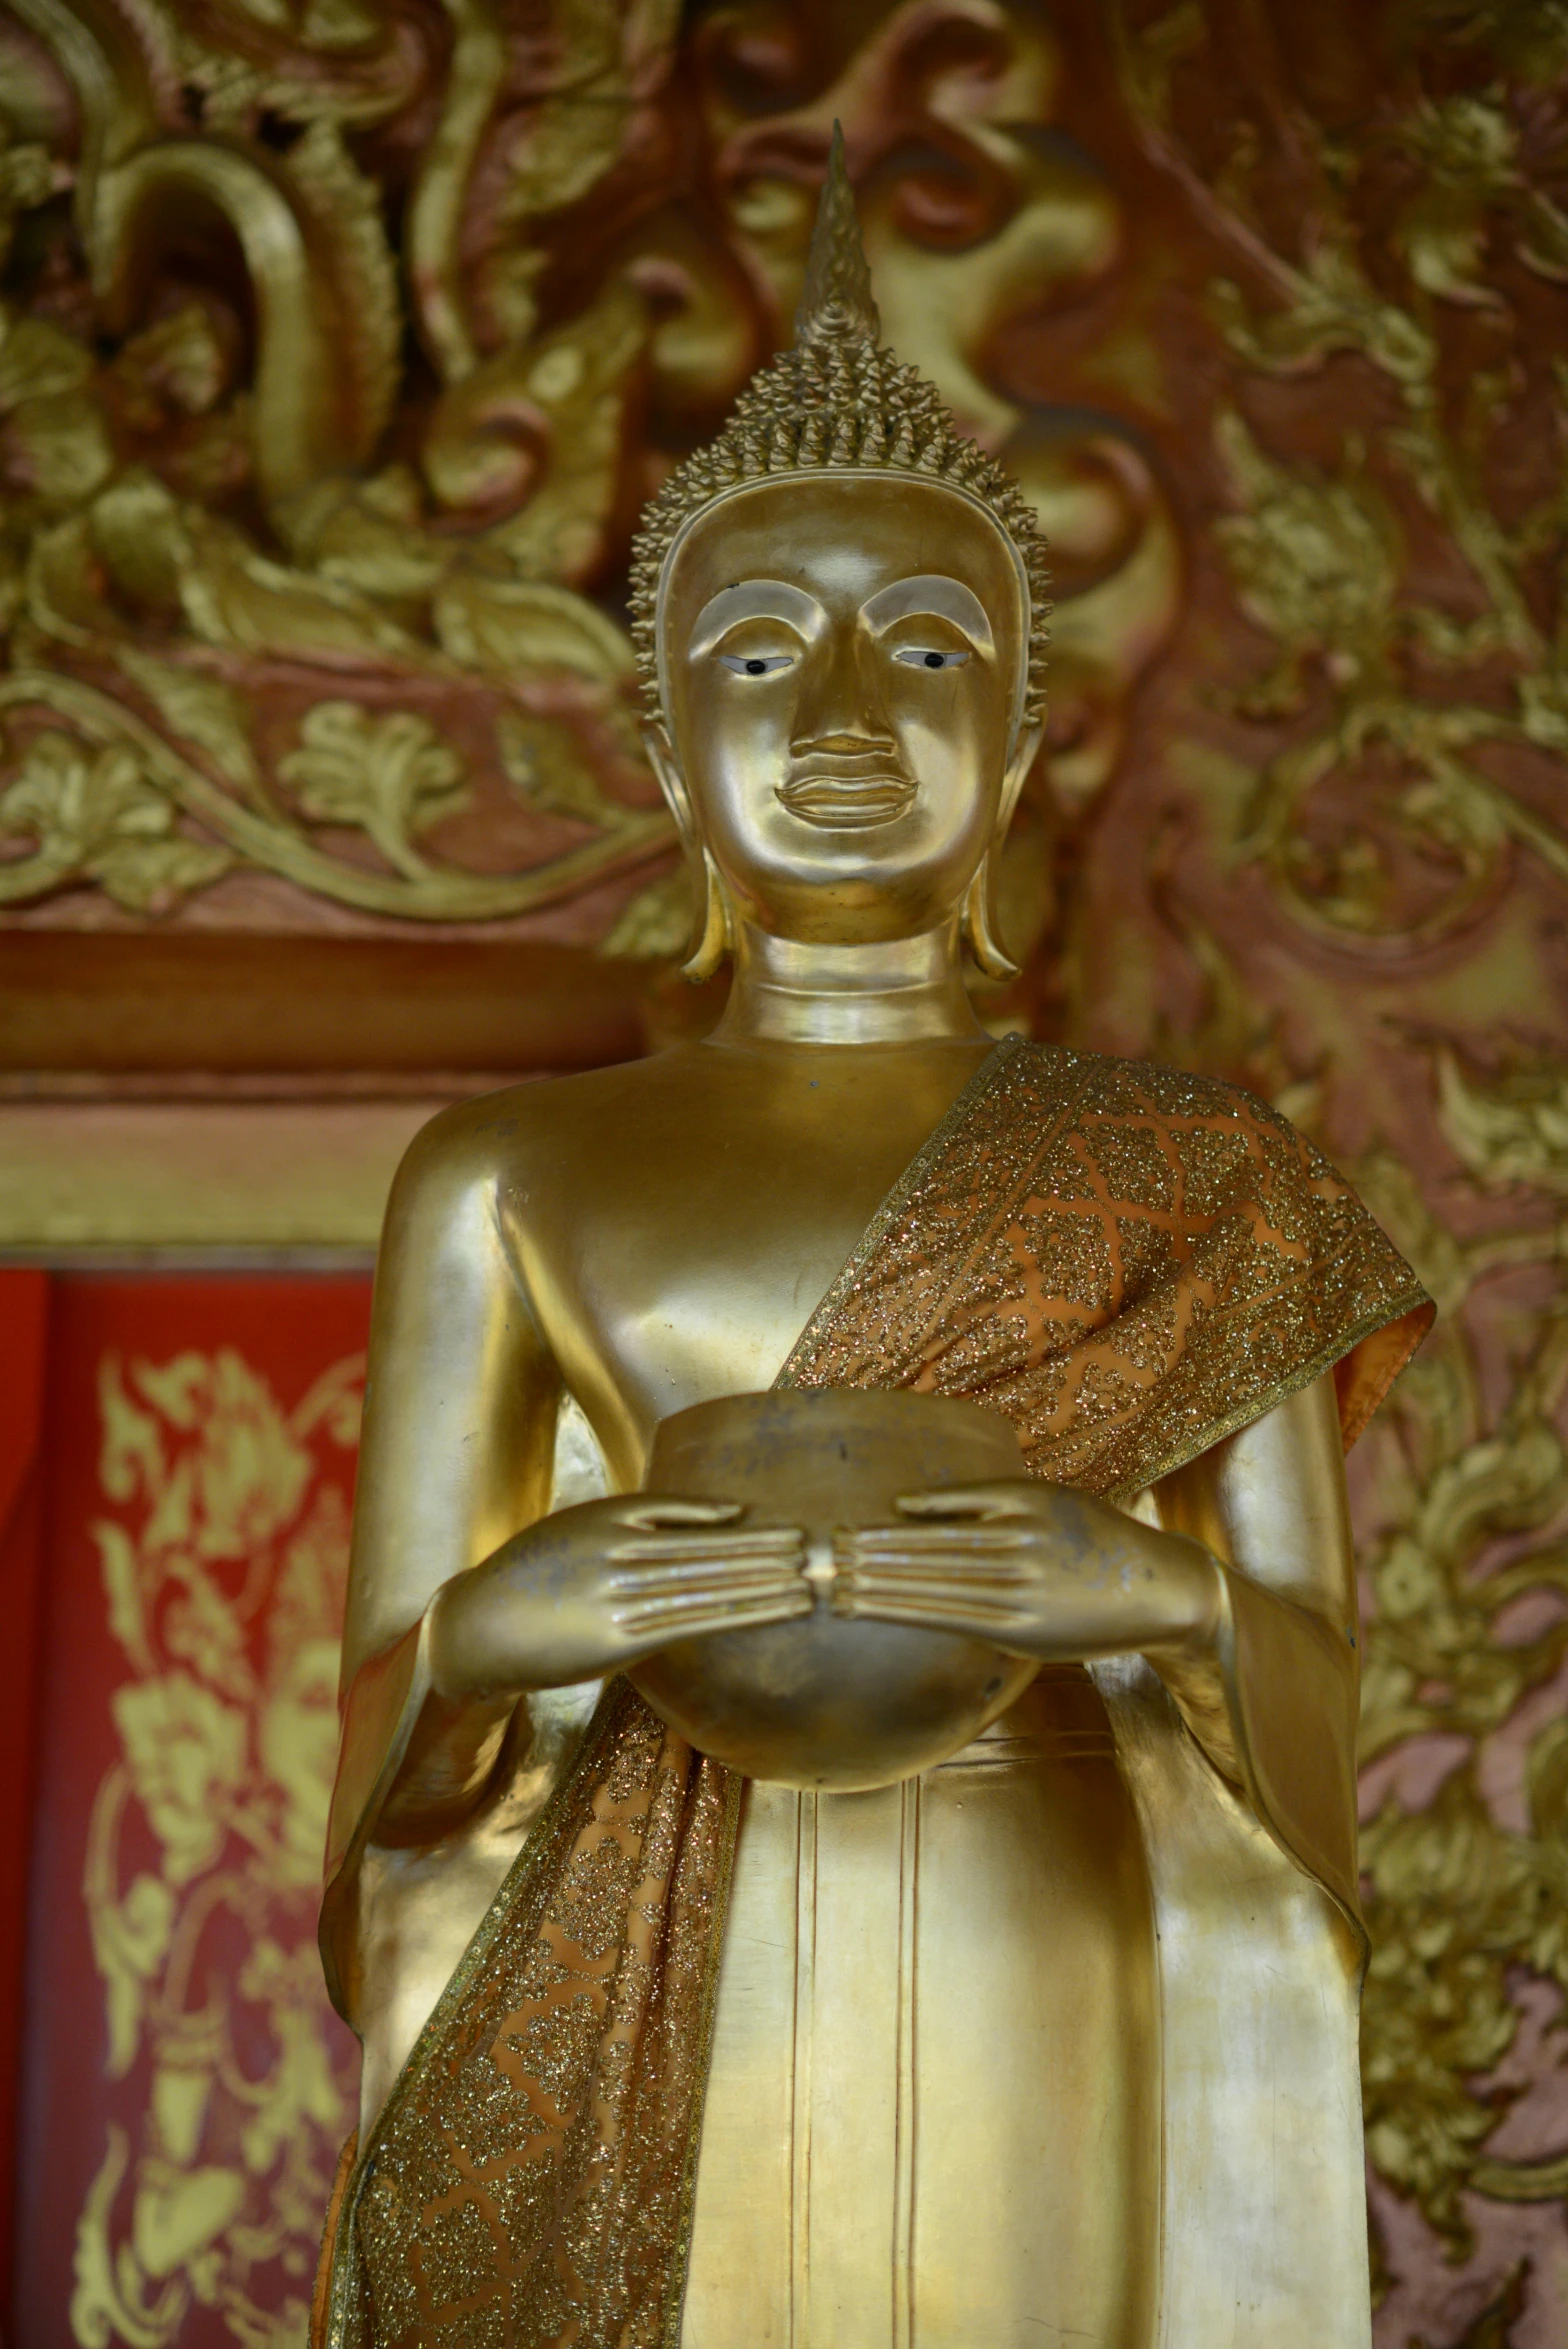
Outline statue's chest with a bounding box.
[504,1048,998,1439]
[513,1117,927,1414]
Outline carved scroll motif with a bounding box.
[1086,9,1568,2341]
[0,0,1178,940]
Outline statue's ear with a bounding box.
[643,720,696,849]
[997,718,1043,846]
[963,719,1043,985]
[643,717,735,981]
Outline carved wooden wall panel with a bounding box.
[0,0,1178,950]
[1,1,1566,2342]
[1054,13,1568,2344]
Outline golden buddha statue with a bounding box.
[313,138,1432,2349]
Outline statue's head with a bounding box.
[631,131,1051,982]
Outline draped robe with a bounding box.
[314,1038,1432,2349]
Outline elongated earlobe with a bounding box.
[644,721,736,982]
[963,721,1041,983]
[683,847,736,983]
[999,720,1042,837]
[961,853,1019,983]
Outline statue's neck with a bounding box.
[710,921,990,1048]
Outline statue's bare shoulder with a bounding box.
[392,1057,680,1193]
[381,1051,698,1257]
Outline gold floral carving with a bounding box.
[72,1346,363,2348]
[0,0,1178,935]
[1113,4,1568,955]
[1089,7,1568,2339]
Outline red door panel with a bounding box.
[8,1274,372,2349]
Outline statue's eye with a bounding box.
[718,653,795,676]
[892,647,971,670]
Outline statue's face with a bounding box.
[659,474,1028,944]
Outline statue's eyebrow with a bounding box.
[860,575,995,648]
[688,580,824,656]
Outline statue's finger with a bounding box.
[846,1567,1027,1602]
[839,1526,1031,1560]
[620,1589,814,1639]
[621,1496,745,1530]
[892,1481,1026,1519]
[611,1528,804,1565]
[612,1557,810,1598]
[846,1521,1030,1544]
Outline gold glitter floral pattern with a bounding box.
[783,1038,1433,1493]
[323,1686,739,2349]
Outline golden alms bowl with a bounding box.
[628,1387,1038,1791]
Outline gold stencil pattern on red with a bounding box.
[71,1344,363,2349]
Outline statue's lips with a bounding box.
[776,768,916,829]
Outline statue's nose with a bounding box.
[795,728,897,756]
[790,627,891,752]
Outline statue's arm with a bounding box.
[330,1101,563,1869]
[1148,1371,1363,1917]
[323,1104,810,2090]
[326,1097,813,1904]
[1153,1371,1355,1632]
[346,1104,560,1688]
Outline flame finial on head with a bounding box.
[796,124,880,349]
[628,134,1051,728]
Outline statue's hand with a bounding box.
[428,1495,811,1698]
[833,1479,1222,1663]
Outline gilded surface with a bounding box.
[2,0,1564,2340]
[323,1030,1420,2344]
[73,1344,363,2348]
[625,146,1053,734]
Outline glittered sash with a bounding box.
[779,1036,1433,1490]
[318,1038,1431,2348]
[322,1683,739,2349]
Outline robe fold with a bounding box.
[315,1039,1432,2349]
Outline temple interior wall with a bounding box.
[1,1,1566,2340]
